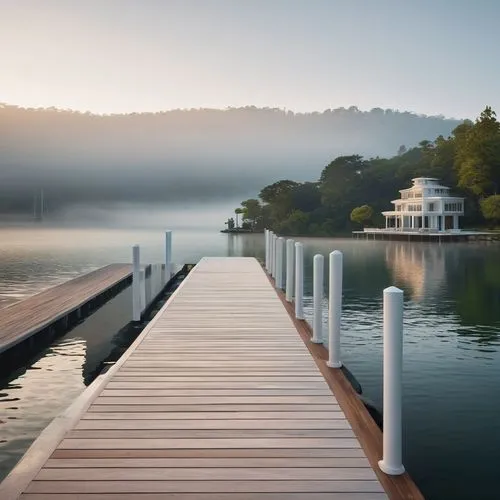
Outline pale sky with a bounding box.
[1,0,499,118]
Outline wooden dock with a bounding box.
[1,257,422,499]
[0,264,132,356]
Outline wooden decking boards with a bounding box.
[0,256,422,499]
[0,264,132,354]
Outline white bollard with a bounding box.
[144,266,151,309]
[286,239,294,302]
[378,286,405,476]
[269,232,274,277]
[165,230,172,280]
[327,250,343,368]
[267,231,270,274]
[132,245,141,321]
[266,230,270,272]
[312,254,324,344]
[271,234,277,278]
[294,242,304,319]
[149,264,156,301]
[139,268,146,313]
[276,237,284,289]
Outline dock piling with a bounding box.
[294,242,304,319]
[271,233,277,278]
[139,268,146,314]
[312,254,324,344]
[165,230,173,280]
[327,250,343,368]
[132,245,141,322]
[378,286,405,476]
[286,239,294,302]
[275,237,284,289]
[264,229,269,271]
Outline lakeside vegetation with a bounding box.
[236,107,500,235]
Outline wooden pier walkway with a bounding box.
[1,257,418,499]
[0,264,132,355]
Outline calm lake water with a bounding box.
[0,224,499,500]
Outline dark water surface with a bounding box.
[0,226,499,499]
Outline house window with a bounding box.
[428,203,435,212]
[444,202,463,212]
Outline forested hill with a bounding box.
[0,104,460,211]
[236,107,500,234]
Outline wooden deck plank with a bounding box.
[35,467,377,481]
[0,264,132,353]
[81,412,346,420]
[25,480,385,494]
[44,457,370,468]
[50,449,368,459]
[1,256,396,500]
[58,438,362,449]
[21,494,388,500]
[65,429,356,439]
[74,419,351,430]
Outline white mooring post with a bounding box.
[327,250,343,368]
[286,239,294,302]
[267,230,271,273]
[312,254,324,344]
[139,268,146,314]
[269,233,273,276]
[271,234,277,279]
[294,242,304,320]
[276,237,284,289]
[264,230,269,271]
[165,230,172,280]
[378,286,405,476]
[132,245,141,322]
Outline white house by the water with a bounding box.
[382,177,464,232]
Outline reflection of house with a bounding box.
[382,178,464,232]
[386,243,446,301]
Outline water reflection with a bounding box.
[385,243,446,302]
[0,338,86,479]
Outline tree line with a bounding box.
[237,107,500,235]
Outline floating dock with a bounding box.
[0,257,422,499]
[0,264,132,358]
[353,229,494,242]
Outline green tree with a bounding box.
[350,205,374,226]
[259,180,299,223]
[480,195,500,225]
[278,210,310,235]
[455,106,500,196]
[240,199,262,229]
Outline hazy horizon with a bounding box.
[1,0,498,218]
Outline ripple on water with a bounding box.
[0,338,87,480]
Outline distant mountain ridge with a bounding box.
[0,103,462,211]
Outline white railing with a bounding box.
[264,229,406,476]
